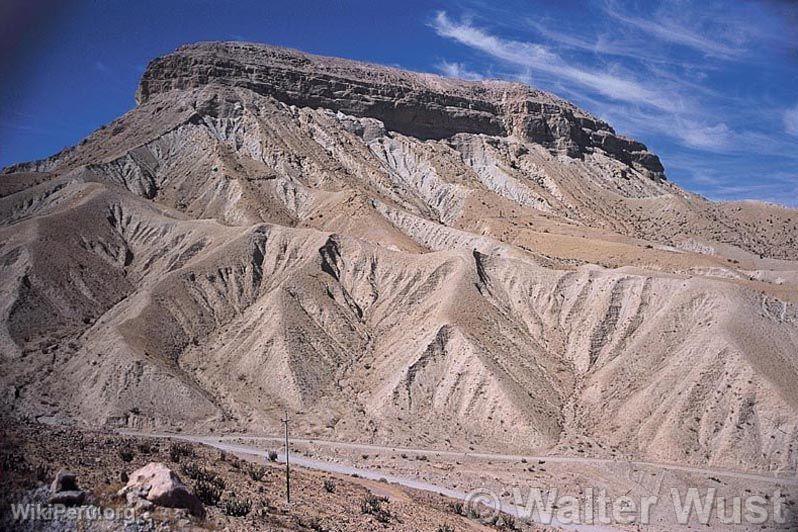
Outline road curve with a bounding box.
[123,431,620,531]
[137,432,798,488]
[121,431,798,531]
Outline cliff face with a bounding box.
[136,42,665,179]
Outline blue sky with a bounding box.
[1,0,796,204]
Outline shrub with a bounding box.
[118,448,134,462]
[267,450,278,462]
[248,465,267,481]
[224,497,252,517]
[500,514,518,530]
[360,495,390,523]
[169,442,194,462]
[182,462,204,480]
[194,480,222,506]
[438,525,455,532]
[259,497,272,513]
[323,478,336,493]
[182,463,225,489]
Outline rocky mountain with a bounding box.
[2,41,797,475]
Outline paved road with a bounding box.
[166,432,798,487]
[124,431,621,530]
[121,430,798,531]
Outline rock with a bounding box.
[48,469,86,506]
[121,462,204,517]
[50,469,79,493]
[134,41,665,180]
[48,490,87,506]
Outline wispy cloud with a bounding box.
[431,12,676,110]
[523,18,708,69]
[603,3,744,60]
[436,60,484,81]
[674,121,732,151]
[429,2,796,203]
[785,105,798,136]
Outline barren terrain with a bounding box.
[1,41,797,530]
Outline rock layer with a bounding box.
[136,42,665,179]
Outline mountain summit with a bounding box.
[136,42,665,180]
[2,42,797,474]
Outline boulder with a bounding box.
[48,469,86,506]
[121,462,204,517]
[48,490,86,505]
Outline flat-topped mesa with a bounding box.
[137,41,665,180]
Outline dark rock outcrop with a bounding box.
[48,469,87,506]
[136,41,665,180]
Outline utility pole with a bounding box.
[282,409,291,503]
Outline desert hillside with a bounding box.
[2,41,797,475]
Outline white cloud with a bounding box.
[784,105,798,136]
[603,0,744,59]
[524,19,699,68]
[676,121,732,151]
[431,11,675,110]
[428,5,797,197]
[436,60,484,81]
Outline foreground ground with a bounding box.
[136,431,798,530]
[1,417,559,531]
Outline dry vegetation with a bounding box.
[1,417,555,531]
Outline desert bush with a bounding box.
[267,450,278,462]
[360,494,391,523]
[182,463,224,489]
[248,465,267,481]
[438,525,455,532]
[323,478,336,493]
[182,462,204,479]
[137,441,152,454]
[254,498,274,519]
[194,479,223,506]
[169,442,194,462]
[450,501,464,515]
[499,514,518,530]
[224,496,252,517]
[118,447,134,462]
